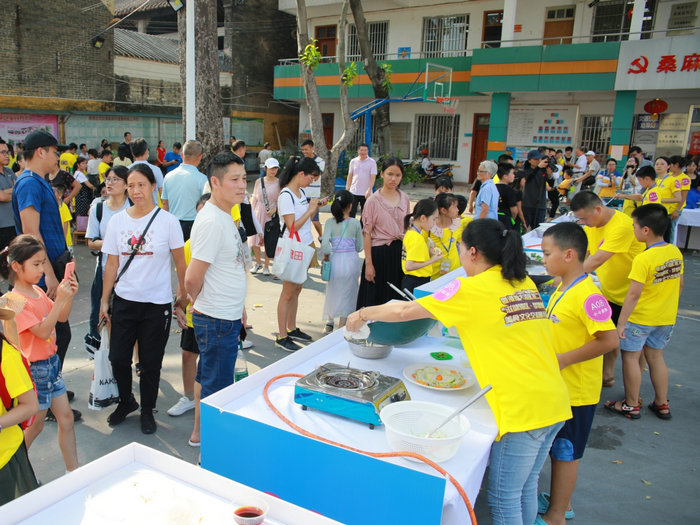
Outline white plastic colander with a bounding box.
[379,401,471,463]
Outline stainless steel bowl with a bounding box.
[346,338,393,359]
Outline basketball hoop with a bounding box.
[437,97,459,115]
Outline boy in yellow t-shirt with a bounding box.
[607,204,683,421]
[52,183,73,250]
[401,199,442,293]
[539,222,618,524]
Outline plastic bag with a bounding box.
[272,226,315,284]
[88,327,119,410]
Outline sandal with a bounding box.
[604,400,641,419]
[648,401,672,420]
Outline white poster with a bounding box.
[615,34,700,91]
[506,105,579,149]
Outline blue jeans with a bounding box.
[488,421,564,525]
[193,313,242,398]
[669,212,680,245]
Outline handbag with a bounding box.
[109,208,161,311]
[321,220,348,282]
[261,177,281,258]
[271,224,316,284]
[88,327,119,410]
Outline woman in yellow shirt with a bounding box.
[429,193,462,279]
[347,219,571,525]
[401,199,442,293]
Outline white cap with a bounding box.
[264,157,279,169]
[585,150,596,156]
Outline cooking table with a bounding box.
[676,208,700,250]
[201,330,497,525]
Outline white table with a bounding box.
[676,208,700,250]
[2,443,340,525]
[202,331,497,525]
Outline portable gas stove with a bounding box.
[294,363,410,429]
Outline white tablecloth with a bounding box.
[675,208,700,249]
[210,331,497,525]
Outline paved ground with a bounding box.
[18,181,700,523]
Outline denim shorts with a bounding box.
[550,404,596,461]
[620,322,674,352]
[193,312,242,398]
[30,353,66,410]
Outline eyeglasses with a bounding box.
[0,150,9,155]
[105,177,123,184]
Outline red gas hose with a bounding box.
[262,373,478,525]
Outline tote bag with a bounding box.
[88,327,120,410]
[272,225,315,284]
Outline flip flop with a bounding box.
[648,401,672,420]
[538,492,575,520]
[604,400,641,419]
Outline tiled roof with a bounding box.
[114,0,172,17]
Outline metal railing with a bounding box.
[277,49,471,66]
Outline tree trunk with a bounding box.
[349,0,391,156]
[177,0,224,170]
[296,0,357,196]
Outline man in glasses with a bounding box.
[0,139,18,252]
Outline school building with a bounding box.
[273,0,700,183]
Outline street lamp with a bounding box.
[168,0,184,12]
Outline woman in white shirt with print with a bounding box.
[275,157,326,352]
[99,164,187,435]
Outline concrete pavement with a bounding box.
[18,182,700,523]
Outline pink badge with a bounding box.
[683,177,690,186]
[649,192,658,202]
[433,279,461,301]
[584,294,612,322]
[675,179,681,189]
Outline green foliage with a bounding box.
[380,63,393,92]
[342,61,358,86]
[299,40,322,70]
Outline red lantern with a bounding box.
[644,98,668,121]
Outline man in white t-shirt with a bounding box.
[130,138,164,205]
[300,139,325,239]
[185,151,248,448]
[257,142,272,178]
[346,143,377,218]
[161,140,208,240]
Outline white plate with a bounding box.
[402,363,476,391]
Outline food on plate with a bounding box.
[412,366,466,389]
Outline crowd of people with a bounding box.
[0,128,690,525]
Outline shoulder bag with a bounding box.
[108,208,161,312]
[262,179,281,258]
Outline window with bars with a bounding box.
[421,15,469,58]
[591,0,657,42]
[578,115,613,158]
[348,22,388,61]
[415,114,460,161]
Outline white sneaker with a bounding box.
[250,264,262,274]
[262,267,270,276]
[167,396,195,416]
[240,339,254,349]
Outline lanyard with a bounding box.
[439,236,454,254]
[412,225,422,235]
[642,183,656,202]
[546,274,587,318]
[658,174,670,187]
[645,241,665,251]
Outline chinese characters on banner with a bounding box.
[614,35,700,91]
[0,113,59,147]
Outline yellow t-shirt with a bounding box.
[656,174,680,214]
[428,225,461,278]
[0,341,35,469]
[584,211,645,306]
[628,243,684,326]
[640,184,667,206]
[60,202,72,247]
[59,152,77,172]
[547,276,616,405]
[418,267,572,439]
[675,172,692,211]
[231,204,241,223]
[98,161,110,183]
[183,240,193,328]
[455,216,472,239]
[402,228,432,277]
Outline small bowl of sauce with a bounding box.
[233,496,268,525]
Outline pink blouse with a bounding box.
[362,189,411,247]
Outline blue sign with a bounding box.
[636,114,660,131]
[398,47,411,59]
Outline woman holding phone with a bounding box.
[275,157,324,352]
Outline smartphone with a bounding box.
[63,261,76,281]
[97,316,107,332]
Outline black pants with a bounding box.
[0,441,38,506]
[401,274,430,295]
[523,207,546,230]
[349,194,367,219]
[179,220,194,242]
[548,189,560,218]
[357,240,404,308]
[109,295,172,410]
[0,226,16,251]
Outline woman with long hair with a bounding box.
[274,157,325,352]
[356,157,411,308]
